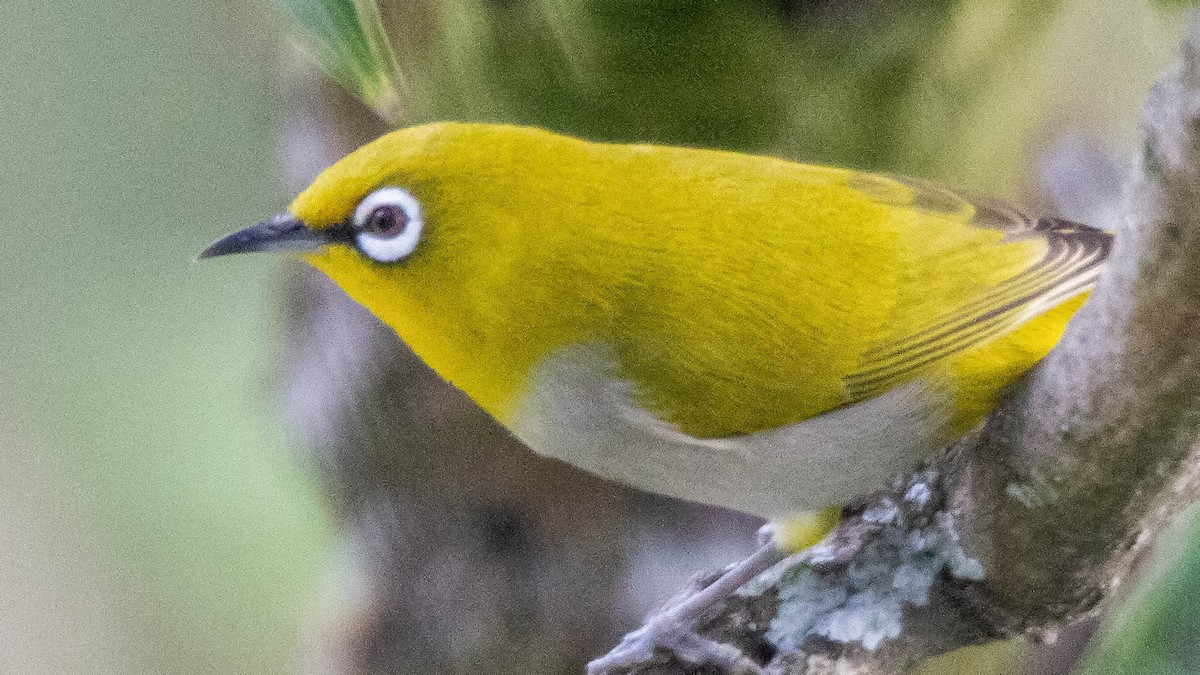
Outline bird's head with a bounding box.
[205,122,563,306]
[201,122,629,418]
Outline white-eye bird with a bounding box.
[201,122,1110,673]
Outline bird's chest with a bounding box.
[507,344,952,518]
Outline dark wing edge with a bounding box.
[843,180,1112,401]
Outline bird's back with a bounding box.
[528,137,1113,440]
[299,124,1110,443]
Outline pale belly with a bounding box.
[508,344,954,518]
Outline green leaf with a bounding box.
[273,0,404,122]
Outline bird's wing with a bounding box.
[841,174,1111,402]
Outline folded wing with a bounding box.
[842,175,1111,402]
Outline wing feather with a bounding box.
[843,176,1111,401]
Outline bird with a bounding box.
[201,121,1110,674]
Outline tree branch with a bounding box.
[599,10,1200,675]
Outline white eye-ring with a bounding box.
[352,187,424,263]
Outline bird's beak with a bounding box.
[198,214,327,259]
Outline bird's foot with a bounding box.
[585,613,766,675]
[587,543,784,674]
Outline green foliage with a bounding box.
[402,0,972,169]
[271,0,1097,188]
[1081,513,1200,675]
[421,0,796,151]
[274,0,405,120]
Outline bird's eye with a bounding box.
[352,187,424,263]
[363,204,408,238]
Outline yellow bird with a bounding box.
[202,122,1109,672]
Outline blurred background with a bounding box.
[2,0,1198,673]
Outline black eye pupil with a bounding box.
[365,205,408,237]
